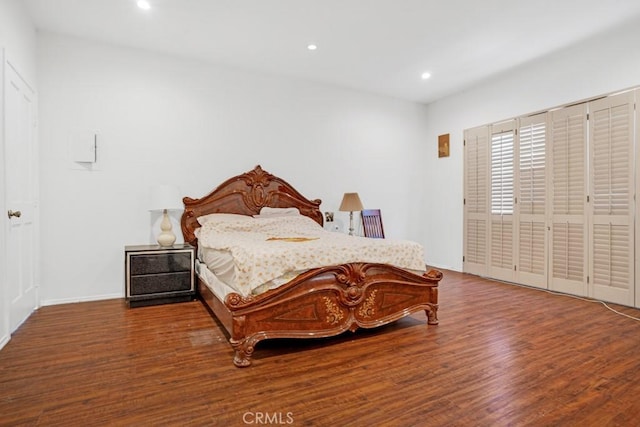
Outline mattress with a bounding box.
[197,259,305,300]
[195,213,427,298]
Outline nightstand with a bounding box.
[125,244,195,307]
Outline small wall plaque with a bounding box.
[438,133,450,158]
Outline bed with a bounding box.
[181,165,442,367]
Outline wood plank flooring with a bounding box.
[2,270,640,426]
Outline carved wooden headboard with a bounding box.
[180,165,323,246]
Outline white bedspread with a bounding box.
[196,214,426,297]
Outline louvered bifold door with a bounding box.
[636,89,640,309]
[549,104,588,296]
[489,120,516,282]
[463,125,489,276]
[516,113,548,288]
[589,92,635,306]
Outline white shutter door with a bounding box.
[516,113,547,288]
[549,104,588,296]
[589,92,634,305]
[464,126,489,276]
[636,89,640,309]
[489,120,515,282]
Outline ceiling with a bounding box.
[23,0,640,104]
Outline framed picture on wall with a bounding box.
[438,133,450,158]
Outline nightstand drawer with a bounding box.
[129,272,192,295]
[129,252,192,275]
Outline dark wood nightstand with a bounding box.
[125,244,195,307]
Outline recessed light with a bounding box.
[307,44,318,51]
[137,0,151,10]
[421,72,432,80]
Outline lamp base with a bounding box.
[157,232,176,247]
[157,209,176,247]
[348,211,354,236]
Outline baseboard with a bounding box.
[0,333,10,351]
[426,263,460,273]
[40,293,123,307]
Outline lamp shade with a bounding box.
[339,192,363,212]
[149,184,182,212]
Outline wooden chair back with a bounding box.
[361,209,385,238]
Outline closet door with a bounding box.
[589,91,634,305]
[549,104,588,296]
[489,120,516,282]
[637,89,640,309]
[463,125,489,276]
[516,113,547,288]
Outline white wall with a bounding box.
[0,0,37,84]
[37,33,431,305]
[0,0,38,348]
[419,16,640,272]
[36,13,640,305]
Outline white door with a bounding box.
[548,103,588,297]
[516,113,548,289]
[489,120,516,283]
[4,58,38,332]
[463,125,489,276]
[589,91,635,306]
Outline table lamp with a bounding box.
[149,184,182,247]
[339,192,364,236]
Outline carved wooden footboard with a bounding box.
[182,165,442,367]
[199,262,441,367]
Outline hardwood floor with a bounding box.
[2,270,640,426]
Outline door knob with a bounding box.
[7,210,22,219]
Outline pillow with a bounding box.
[197,213,253,225]
[198,213,257,233]
[253,207,301,218]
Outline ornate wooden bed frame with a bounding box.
[181,165,442,367]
